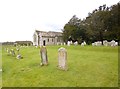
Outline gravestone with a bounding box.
[110,40,115,47]
[16,47,23,59]
[103,40,108,46]
[70,41,73,44]
[74,41,78,46]
[58,47,67,70]
[11,49,15,56]
[7,48,10,55]
[16,54,23,59]
[16,47,20,54]
[67,41,70,46]
[40,46,48,66]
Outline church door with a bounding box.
[43,40,46,46]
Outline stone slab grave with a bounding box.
[58,47,67,71]
[40,46,48,66]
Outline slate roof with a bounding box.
[35,30,62,37]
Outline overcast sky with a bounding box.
[0,0,119,42]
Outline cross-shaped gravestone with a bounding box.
[40,46,48,66]
[58,47,67,70]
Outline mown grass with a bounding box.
[2,45,118,87]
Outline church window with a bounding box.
[52,39,54,42]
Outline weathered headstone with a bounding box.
[11,49,15,56]
[16,47,23,59]
[110,40,116,47]
[16,54,23,59]
[115,42,118,46]
[67,41,70,46]
[70,41,73,44]
[103,40,108,46]
[92,43,95,46]
[7,48,10,55]
[74,41,78,46]
[40,46,48,66]
[16,47,20,54]
[64,42,66,45]
[58,47,67,70]
[81,43,84,46]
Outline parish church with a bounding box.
[33,30,63,46]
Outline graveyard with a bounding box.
[2,45,118,87]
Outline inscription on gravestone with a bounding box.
[58,47,67,70]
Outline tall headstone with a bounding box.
[58,47,67,70]
[40,46,48,66]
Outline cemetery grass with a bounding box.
[2,45,118,87]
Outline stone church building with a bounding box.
[33,30,63,46]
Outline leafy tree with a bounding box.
[62,2,120,45]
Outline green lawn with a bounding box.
[2,45,118,87]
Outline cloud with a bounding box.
[0,0,119,42]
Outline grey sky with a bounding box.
[0,0,119,42]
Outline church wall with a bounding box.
[42,37,55,45]
[33,32,39,46]
[33,30,63,46]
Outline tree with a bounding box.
[62,2,120,44]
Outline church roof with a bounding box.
[35,30,62,37]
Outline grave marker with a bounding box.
[40,46,48,66]
[58,47,67,70]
